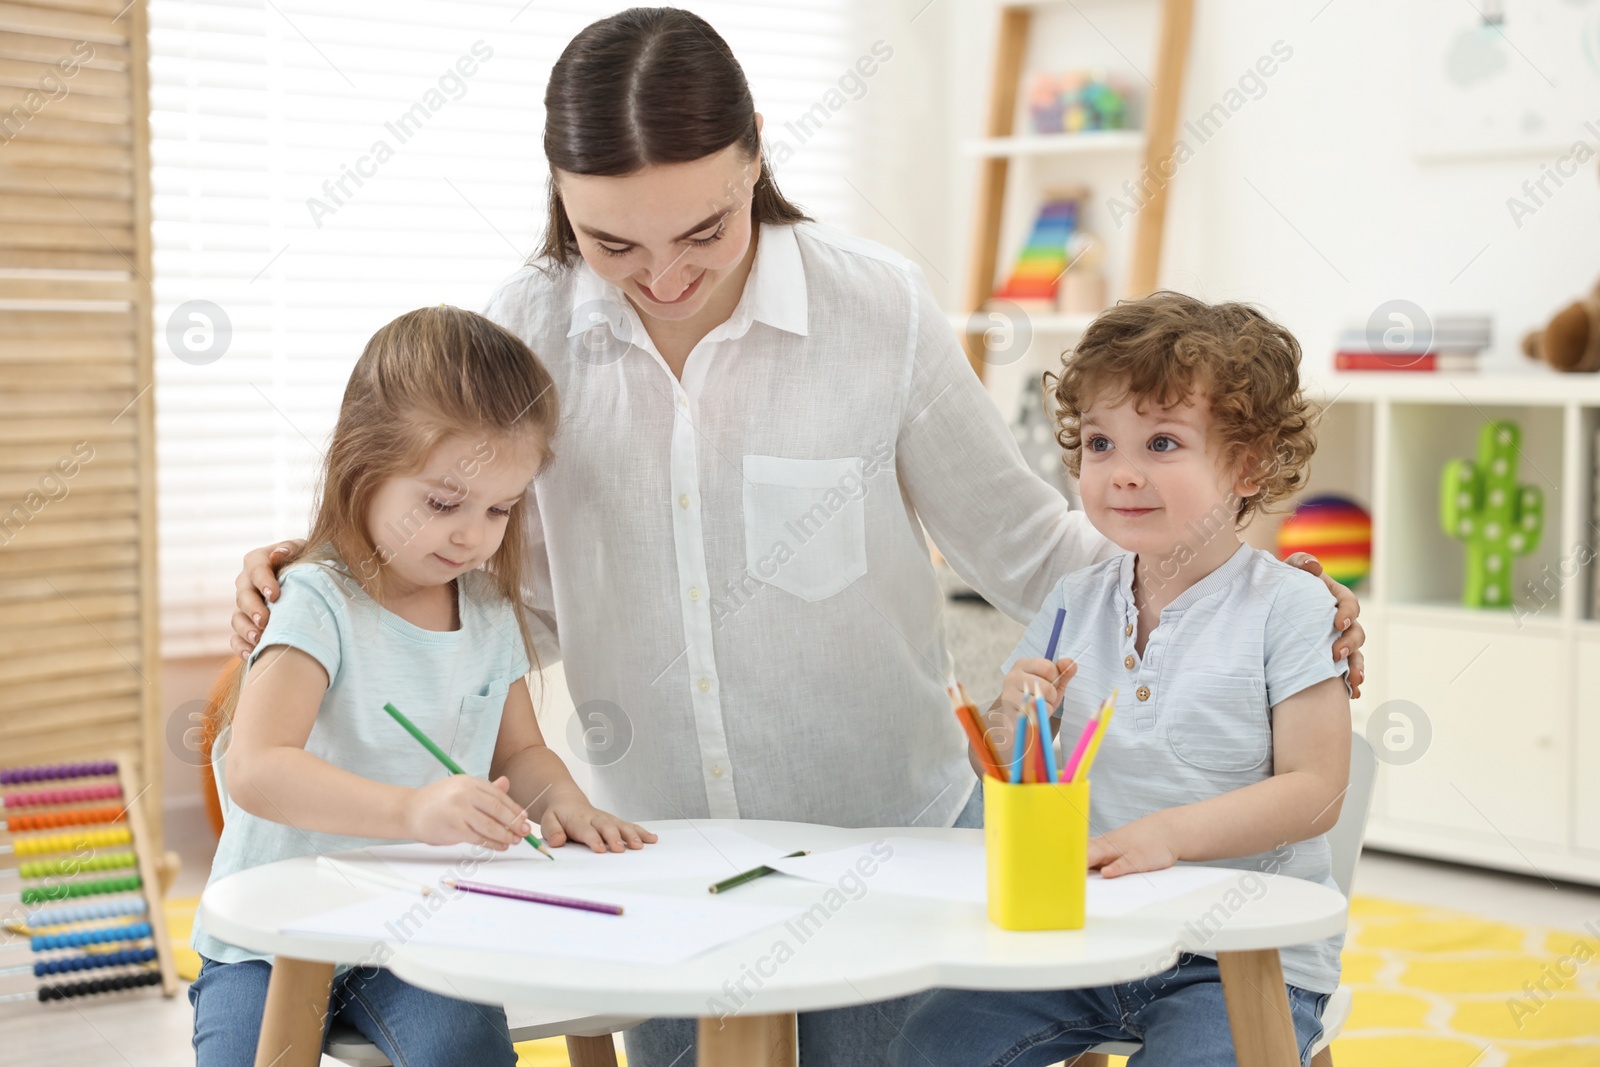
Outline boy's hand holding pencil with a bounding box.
[980,657,1077,770]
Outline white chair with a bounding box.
[1073,730,1377,1067]
[324,1010,638,1067]
[205,732,642,1067]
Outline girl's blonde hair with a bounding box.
[217,305,559,729]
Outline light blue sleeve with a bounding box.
[1263,569,1351,706]
[244,563,349,684]
[999,576,1071,678]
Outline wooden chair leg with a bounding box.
[1311,1047,1334,1067]
[565,1033,619,1067]
[1216,949,1300,1067]
[698,1013,797,1067]
[253,956,334,1067]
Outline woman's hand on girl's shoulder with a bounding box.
[539,799,658,854]
[232,539,306,658]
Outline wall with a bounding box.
[881,0,1600,380]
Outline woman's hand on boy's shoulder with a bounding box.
[1282,552,1366,699]
[539,795,659,854]
[232,539,305,658]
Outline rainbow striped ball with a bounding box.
[1276,495,1372,587]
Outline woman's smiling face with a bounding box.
[555,139,760,324]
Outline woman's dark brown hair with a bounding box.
[537,6,809,266]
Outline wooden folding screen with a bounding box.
[0,0,161,844]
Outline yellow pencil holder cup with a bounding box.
[984,778,1090,931]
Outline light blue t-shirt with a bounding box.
[192,559,532,964]
[1002,542,1352,995]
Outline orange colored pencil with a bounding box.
[954,702,1005,779]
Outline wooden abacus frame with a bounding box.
[1,752,177,1002]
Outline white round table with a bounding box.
[200,818,1347,1066]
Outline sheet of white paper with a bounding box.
[328,825,792,894]
[765,838,1242,916]
[282,887,803,967]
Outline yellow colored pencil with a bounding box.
[1070,691,1117,783]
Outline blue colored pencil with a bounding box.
[1009,711,1029,784]
[1034,690,1058,782]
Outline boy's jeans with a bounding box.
[889,952,1330,1067]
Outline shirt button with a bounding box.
[711,764,723,778]
[688,587,701,601]
[698,678,711,692]
[1124,655,1135,670]
[1136,686,1151,701]
[1125,623,1134,637]
[676,395,688,411]
[678,494,690,509]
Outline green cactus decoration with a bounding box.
[1439,420,1543,608]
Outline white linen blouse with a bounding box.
[483,220,1117,829]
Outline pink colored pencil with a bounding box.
[1059,692,1113,782]
[445,878,624,916]
[1058,717,1098,783]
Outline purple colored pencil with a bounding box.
[1044,607,1066,662]
[445,878,624,916]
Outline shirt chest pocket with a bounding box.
[1166,672,1271,773]
[742,455,868,602]
[442,680,512,774]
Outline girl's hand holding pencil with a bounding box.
[405,774,534,851]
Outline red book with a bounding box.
[1334,351,1479,372]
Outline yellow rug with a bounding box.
[162,894,1600,1065]
[1332,895,1600,1066]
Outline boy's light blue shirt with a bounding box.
[1002,542,1352,994]
[192,560,532,965]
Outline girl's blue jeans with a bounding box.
[189,955,517,1067]
[888,952,1330,1067]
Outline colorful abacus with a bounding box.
[0,756,177,1005]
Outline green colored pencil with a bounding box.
[383,701,554,860]
[708,850,808,894]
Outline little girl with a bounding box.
[189,305,656,1067]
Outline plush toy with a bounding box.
[1522,277,1600,372]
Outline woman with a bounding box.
[229,9,1366,1065]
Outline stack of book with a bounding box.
[1333,313,1491,372]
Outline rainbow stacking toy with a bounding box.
[993,194,1083,305]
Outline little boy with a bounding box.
[892,292,1352,1067]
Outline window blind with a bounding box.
[149,0,865,657]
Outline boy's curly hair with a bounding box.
[1042,290,1316,524]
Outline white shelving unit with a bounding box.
[1241,372,1600,885]
[959,0,1190,391]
